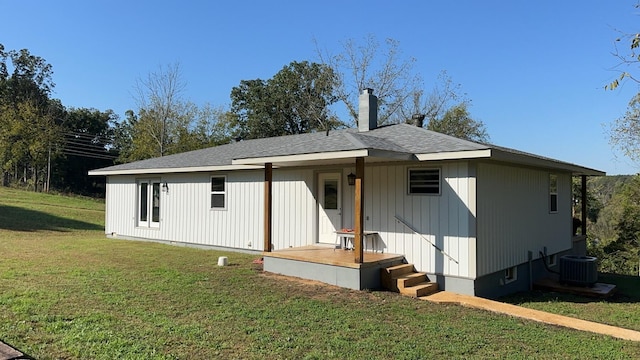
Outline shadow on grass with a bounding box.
[502,273,640,305]
[0,204,102,232]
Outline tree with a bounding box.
[54,107,118,194]
[316,36,489,141]
[606,5,640,165]
[316,35,421,126]
[609,93,640,163]
[425,103,489,143]
[132,63,186,158]
[598,175,640,275]
[0,44,60,190]
[228,61,340,139]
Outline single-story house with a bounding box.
[89,89,604,298]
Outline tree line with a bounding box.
[0,37,489,196]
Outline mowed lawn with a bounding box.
[1,188,640,359]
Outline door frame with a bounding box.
[316,171,342,244]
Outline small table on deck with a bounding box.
[334,230,379,252]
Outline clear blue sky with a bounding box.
[2,1,639,175]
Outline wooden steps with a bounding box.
[381,263,439,297]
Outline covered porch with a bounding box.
[263,246,405,290]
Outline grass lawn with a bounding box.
[502,273,640,333]
[1,187,640,359]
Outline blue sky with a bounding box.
[2,1,639,175]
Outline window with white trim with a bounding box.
[408,168,441,195]
[505,266,517,284]
[549,174,558,213]
[211,176,226,209]
[138,180,160,228]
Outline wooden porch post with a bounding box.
[581,175,587,236]
[354,157,364,263]
[264,162,273,252]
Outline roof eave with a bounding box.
[88,164,263,176]
[489,149,605,176]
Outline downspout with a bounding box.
[581,175,587,236]
[528,251,533,291]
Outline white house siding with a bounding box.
[340,162,474,278]
[476,163,572,277]
[271,169,316,250]
[105,169,316,252]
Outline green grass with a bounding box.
[1,188,640,359]
[502,273,640,333]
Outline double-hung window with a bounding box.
[408,168,441,195]
[138,180,161,228]
[211,176,226,209]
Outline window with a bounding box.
[549,174,558,213]
[211,176,226,209]
[548,254,557,267]
[323,179,338,210]
[408,168,440,195]
[138,180,160,228]
[505,266,517,284]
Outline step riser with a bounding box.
[398,274,427,288]
[400,283,439,297]
[382,263,438,298]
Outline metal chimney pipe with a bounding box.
[412,113,426,128]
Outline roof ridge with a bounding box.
[342,132,367,149]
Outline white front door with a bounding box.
[318,173,341,244]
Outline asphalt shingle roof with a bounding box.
[90,123,602,175]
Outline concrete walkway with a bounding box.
[423,291,640,342]
[0,340,29,360]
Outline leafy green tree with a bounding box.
[0,44,60,190]
[54,107,118,194]
[228,61,339,139]
[425,103,489,143]
[589,175,640,275]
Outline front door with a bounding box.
[318,173,341,244]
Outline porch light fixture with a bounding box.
[347,173,356,186]
[162,182,169,192]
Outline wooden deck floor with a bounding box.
[263,245,405,269]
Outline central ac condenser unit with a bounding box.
[559,255,598,286]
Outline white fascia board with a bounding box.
[231,149,370,165]
[416,149,492,161]
[88,164,263,176]
[489,149,606,176]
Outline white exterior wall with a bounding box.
[104,169,315,251]
[340,162,475,279]
[476,163,572,277]
[271,169,316,249]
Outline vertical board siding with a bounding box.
[105,162,474,278]
[271,169,315,250]
[340,162,474,278]
[106,172,265,250]
[476,163,572,277]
